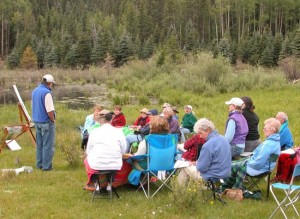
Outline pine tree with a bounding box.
[6,48,20,69]
[291,30,300,57]
[218,38,233,62]
[273,34,283,64]
[65,44,78,68]
[76,34,91,68]
[20,46,38,69]
[279,37,292,60]
[165,29,181,63]
[140,35,154,59]
[44,43,58,68]
[114,31,133,66]
[260,40,275,67]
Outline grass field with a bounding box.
[1,86,300,219]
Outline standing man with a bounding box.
[32,74,56,171]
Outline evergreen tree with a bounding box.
[291,30,300,57]
[248,34,261,66]
[273,34,283,64]
[260,40,275,67]
[113,31,133,66]
[140,35,155,59]
[218,38,233,62]
[165,29,181,63]
[184,19,199,52]
[76,34,91,68]
[279,37,292,60]
[6,48,20,69]
[44,43,59,68]
[65,44,78,68]
[20,46,37,69]
[238,37,251,63]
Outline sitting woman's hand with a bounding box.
[189,161,196,166]
[123,153,133,159]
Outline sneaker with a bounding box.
[106,184,111,191]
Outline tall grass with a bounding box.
[1,85,300,218]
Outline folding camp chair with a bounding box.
[203,178,226,205]
[269,164,300,219]
[139,133,178,198]
[246,153,279,200]
[91,170,120,201]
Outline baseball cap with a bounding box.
[43,74,56,84]
[225,97,244,107]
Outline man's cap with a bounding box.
[172,107,179,113]
[98,109,113,118]
[146,109,158,116]
[140,108,149,114]
[185,105,193,110]
[42,74,56,84]
[225,97,244,107]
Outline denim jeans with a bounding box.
[125,134,143,153]
[231,144,244,158]
[179,128,191,142]
[35,121,55,170]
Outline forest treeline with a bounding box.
[1,0,300,70]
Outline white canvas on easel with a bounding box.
[5,140,22,151]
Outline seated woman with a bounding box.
[111,105,126,127]
[125,109,157,152]
[179,105,197,142]
[241,96,261,152]
[224,97,249,158]
[178,118,231,187]
[162,107,181,140]
[80,105,102,150]
[221,118,281,190]
[135,115,169,155]
[127,115,171,186]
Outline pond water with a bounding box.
[0,83,113,110]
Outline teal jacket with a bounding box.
[181,113,197,132]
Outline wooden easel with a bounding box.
[1,86,36,153]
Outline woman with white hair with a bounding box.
[178,118,231,187]
[221,118,281,190]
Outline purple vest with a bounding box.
[226,111,249,144]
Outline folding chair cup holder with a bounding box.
[91,170,120,201]
[269,164,300,219]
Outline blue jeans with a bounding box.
[35,121,55,170]
[179,128,191,142]
[231,144,244,158]
[126,134,143,153]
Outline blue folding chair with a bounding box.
[269,164,300,219]
[139,133,178,198]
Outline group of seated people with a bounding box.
[81,98,299,194]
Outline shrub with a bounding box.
[138,95,150,105]
[60,143,82,167]
[170,175,204,215]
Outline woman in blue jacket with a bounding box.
[221,118,281,189]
